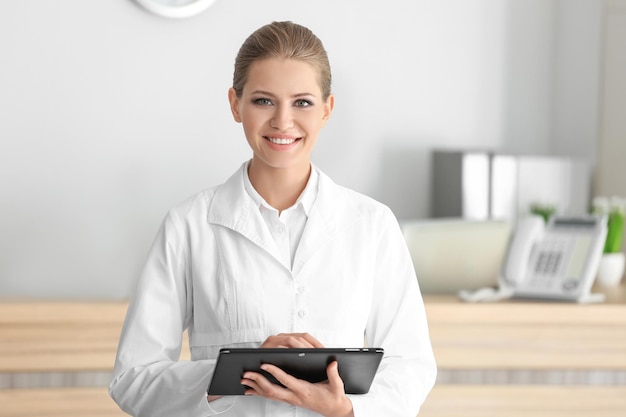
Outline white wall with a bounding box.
[595,0,626,198]
[0,0,604,298]
[552,0,604,161]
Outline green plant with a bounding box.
[530,202,556,223]
[604,211,624,253]
[592,197,625,254]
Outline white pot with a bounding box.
[596,253,625,287]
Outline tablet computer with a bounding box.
[207,347,384,395]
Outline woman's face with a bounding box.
[228,58,334,173]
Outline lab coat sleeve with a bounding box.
[109,209,233,416]
[349,207,437,416]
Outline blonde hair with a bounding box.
[232,21,332,100]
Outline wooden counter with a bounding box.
[423,284,626,375]
[418,285,626,416]
[0,285,624,416]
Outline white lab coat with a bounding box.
[109,163,436,417]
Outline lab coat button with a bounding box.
[297,285,306,294]
[298,310,307,318]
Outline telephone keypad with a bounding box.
[528,239,572,291]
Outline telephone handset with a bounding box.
[502,216,545,288]
[459,215,607,303]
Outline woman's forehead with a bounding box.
[244,58,323,96]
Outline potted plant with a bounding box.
[592,196,626,287]
[530,202,557,223]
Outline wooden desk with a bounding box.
[419,285,626,416]
[423,285,626,373]
[0,286,624,416]
[0,301,190,375]
[421,385,626,417]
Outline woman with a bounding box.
[109,21,436,417]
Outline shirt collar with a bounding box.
[243,160,319,216]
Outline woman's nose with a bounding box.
[270,106,294,131]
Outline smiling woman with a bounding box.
[108,21,436,417]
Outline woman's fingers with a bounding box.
[326,361,344,393]
[260,333,324,348]
[241,361,352,416]
[260,364,300,391]
[242,365,299,401]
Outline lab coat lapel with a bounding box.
[206,165,281,263]
[292,171,360,276]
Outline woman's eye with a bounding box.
[253,98,273,106]
[294,99,313,108]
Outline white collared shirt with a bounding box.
[243,161,319,269]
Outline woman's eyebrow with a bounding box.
[250,90,275,97]
[250,90,316,98]
[293,92,316,98]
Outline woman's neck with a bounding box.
[247,160,311,212]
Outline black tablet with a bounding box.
[207,347,384,395]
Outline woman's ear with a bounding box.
[322,94,335,121]
[228,88,242,123]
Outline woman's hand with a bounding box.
[260,332,324,348]
[246,333,353,416]
[241,361,354,417]
[208,334,322,404]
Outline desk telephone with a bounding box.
[459,215,607,303]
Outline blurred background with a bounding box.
[0,0,624,299]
